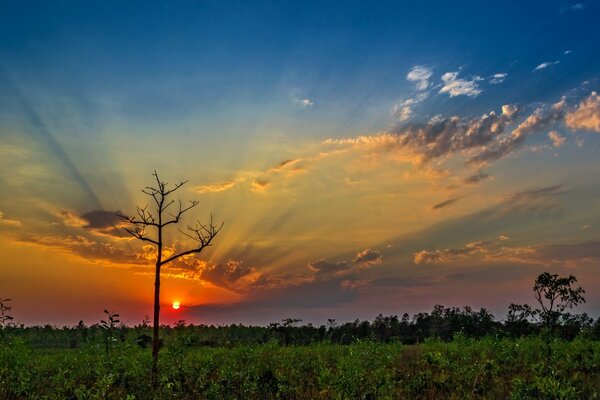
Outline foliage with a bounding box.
[2,334,600,399]
[533,272,586,330]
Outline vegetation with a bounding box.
[2,274,599,398]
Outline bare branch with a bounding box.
[123,226,159,245]
[163,200,199,227]
[162,216,223,265]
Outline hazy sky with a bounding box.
[1,1,600,326]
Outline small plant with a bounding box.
[100,309,120,357]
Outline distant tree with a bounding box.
[117,171,223,379]
[533,272,586,331]
[0,297,14,329]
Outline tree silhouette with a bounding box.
[117,171,223,379]
[533,272,585,331]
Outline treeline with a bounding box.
[4,304,600,350]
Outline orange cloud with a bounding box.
[565,92,600,132]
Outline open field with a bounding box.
[2,333,600,399]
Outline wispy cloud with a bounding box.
[0,211,21,227]
[439,71,483,97]
[490,73,508,84]
[432,198,460,210]
[407,66,433,91]
[392,92,429,122]
[197,180,238,194]
[534,61,560,71]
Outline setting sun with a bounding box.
[172,301,180,310]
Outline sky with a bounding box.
[1,1,600,326]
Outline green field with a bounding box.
[3,334,600,399]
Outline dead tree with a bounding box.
[117,171,223,379]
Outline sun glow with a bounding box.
[172,301,180,310]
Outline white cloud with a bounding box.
[407,66,433,91]
[564,50,572,55]
[299,98,314,108]
[392,92,429,122]
[534,61,560,71]
[490,73,508,84]
[439,71,482,97]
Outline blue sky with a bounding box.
[1,1,600,325]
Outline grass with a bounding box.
[2,334,600,399]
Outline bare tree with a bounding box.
[117,171,223,378]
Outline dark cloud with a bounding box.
[80,210,122,229]
[466,102,566,166]
[463,173,490,185]
[200,260,256,288]
[353,248,382,266]
[308,259,350,276]
[432,198,459,210]
[18,233,141,266]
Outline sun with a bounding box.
[172,301,180,310]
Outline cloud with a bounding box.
[414,237,600,269]
[197,180,238,194]
[495,240,600,268]
[439,71,482,97]
[353,248,382,267]
[296,98,314,108]
[407,66,433,91]
[466,100,565,166]
[414,244,482,264]
[307,259,350,277]
[326,103,519,166]
[252,179,270,191]
[490,73,507,84]
[432,198,459,209]
[571,3,585,10]
[199,259,257,288]
[18,233,141,266]
[565,92,600,132]
[392,92,429,122]
[463,173,490,185]
[0,211,21,227]
[548,131,566,147]
[58,209,129,238]
[534,61,560,71]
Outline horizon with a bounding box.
[1,1,600,327]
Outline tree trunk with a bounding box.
[152,261,161,382]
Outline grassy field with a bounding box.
[2,334,600,399]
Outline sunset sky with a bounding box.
[1,1,600,326]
